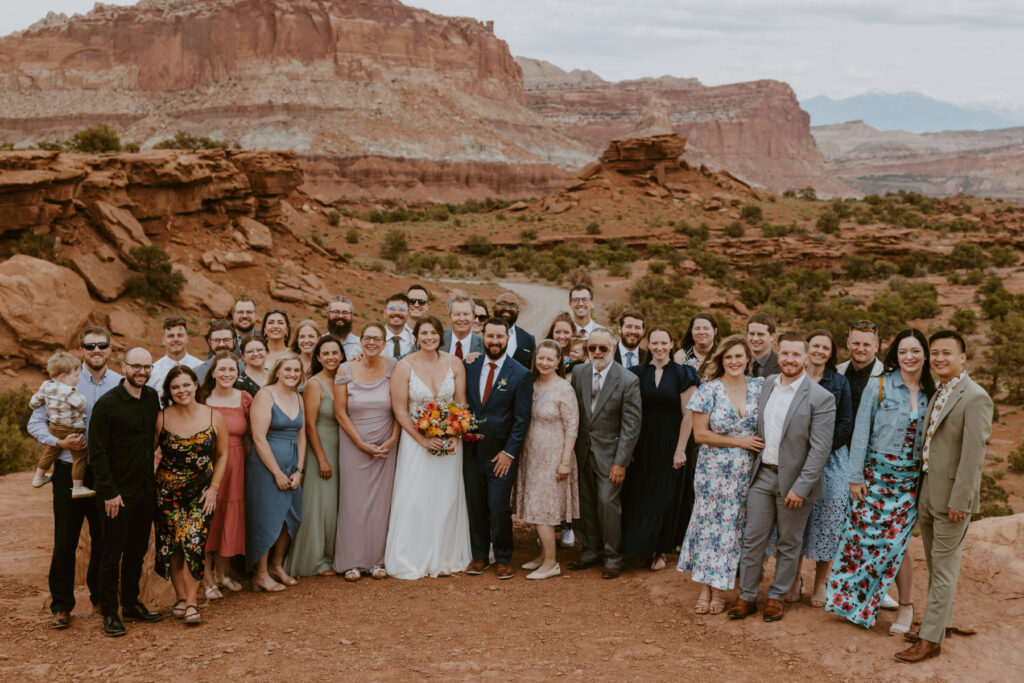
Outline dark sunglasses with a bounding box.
[408,297,428,306]
[266,308,287,315]
[495,302,519,311]
[587,344,611,353]
[475,314,489,322]
[82,342,110,351]
[208,320,234,330]
[163,317,186,329]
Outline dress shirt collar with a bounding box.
[938,370,967,394]
[593,362,612,383]
[774,371,806,392]
[486,353,507,371]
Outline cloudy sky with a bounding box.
[3,0,1021,106]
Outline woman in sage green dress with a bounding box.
[283,336,344,577]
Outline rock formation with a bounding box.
[0,0,589,200]
[518,59,852,197]
[813,121,1024,200]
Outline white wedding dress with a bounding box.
[384,364,472,579]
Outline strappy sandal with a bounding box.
[183,605,201,626]
[344,569,361,582]
[219,576,242,592]
[204,584,223,601]
[694,596,710,614]
[370,566,388,580]
[650,554,667,571]
[889,602,914,636]
[172,599,187,619]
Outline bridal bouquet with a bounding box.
[412,400,483,456]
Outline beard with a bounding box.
[499,310,519,326]
[328,319,352,338]
[485,343,507,360]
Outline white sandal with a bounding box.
[204,585,223,601]
[344,569,361,582]
[889,602,914,636]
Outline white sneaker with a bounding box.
[32,474,53,488]
[71,486,96,499]
[526,563,561,580]
[559,529,575,548]
[880,594,899,610]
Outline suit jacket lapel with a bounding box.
[467,358,482,410]
[487,359,516,411]
[781,379,810,437]
[593,366,619,417]
[582,366,594,422]
[932,380,968,432]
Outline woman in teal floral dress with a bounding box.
[156,366,229,626]
[676,335,765,614]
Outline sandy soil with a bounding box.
[1,470,1021,682]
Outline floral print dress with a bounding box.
[156,421,217,580]
[676,376,763,589]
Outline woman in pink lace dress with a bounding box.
[515,340,580,580]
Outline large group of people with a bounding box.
[28,282,993,664]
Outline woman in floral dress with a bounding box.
[676,335,764,614]
[826,328,933,633]
[155,365,229,626]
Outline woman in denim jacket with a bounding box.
[826,329,935,633]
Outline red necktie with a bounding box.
[482,362,497,404]
[455,340,463,359]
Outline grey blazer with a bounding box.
[570,362,643,474]
[442,329,484,357]
[751,374,837,502]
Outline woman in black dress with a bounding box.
[621,326,700,570]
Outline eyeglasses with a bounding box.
[362,335,384,343]
[329,310,354,318]
[475,314,489,322]
[163,317,186,329]
[570,297,592,304]
[81,342,110,351]
[387,305,408,312]
[587,344,610,353]
[849,320,877,331]
[495,302,519,310]
[408,298,428,306]
[125,363,153,372]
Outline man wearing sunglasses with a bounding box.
[568,327,642,579]
[382,293,414,359]
[27,325,121,631]
[406,284,431,327]
[569,284,598,338]
[147,317,202,400]
[493,292,535,369]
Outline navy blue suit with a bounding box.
[508,326,536,371]
[464,354,533,564]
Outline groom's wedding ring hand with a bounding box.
[492,452,513,477]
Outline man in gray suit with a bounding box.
[729,332,836,621]
[442,292,484,360]
[568,327,642,579]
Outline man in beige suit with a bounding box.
[896,330,993,664]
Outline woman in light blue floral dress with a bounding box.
[677,335,764,614]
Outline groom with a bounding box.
[464,318,533,579]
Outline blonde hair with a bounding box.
[46,350,80,378]
[290,319,322,352]
[267,351,303,389]
[704,334,752,380]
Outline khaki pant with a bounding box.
[918,472,971,643]
[37,423,87,482]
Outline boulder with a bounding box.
[0,151,87,234]
[507,201,529,212]
[68,250,132,301]
[600,134,687,174]
[107,309,147,339]
[171,265,234,317]
[577,161,603,180]
[201,250,256,272]
[268,271,331,306]
[235,216,274,251]
[0,255,94,364]
[86,200,151,258]
[547,201,573,215]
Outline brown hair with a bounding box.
[806,329,837,369]
[531,339,564,381]
[746,311,777,335]
[704,334,752,380]
[46,350,80,378]
[78,325,111,346]
[289,319,322,353]
[162,364,199,408]
[197,352,240,403]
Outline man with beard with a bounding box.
[406,284,430,328]
[27,325,121,630]
[569,327,642,579]
[326,295,361,359]
[382,293,414,359]
[147,317,202,400]
[89,347,164,636]
[493,292,535,368]
[730,332,835,622]
[443,291,483,360]
[613,309,648,369]
[569,284,598,338]
[194,320,239,383]
[463,318,533,579]
[837,320,885,425]
[231,297,258,349]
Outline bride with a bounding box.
[384,315,472,578]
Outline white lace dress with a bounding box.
[383,365,472,579]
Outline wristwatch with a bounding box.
[295,466,304,474]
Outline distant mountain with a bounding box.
[801,92,1024,134]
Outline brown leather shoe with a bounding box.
[762,598,785,622]
[51,611,70,630]
[727,598,757,620]
[601,567,622,579]
[905,625,974,642]
[895,639,941,663]
[567,559,601,571]
[496,563,514,580]
[465,559,487,575]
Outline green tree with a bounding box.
[947,241,986,270]
[153,131,229,150]
[984,313,1024,398]
[69,124,122,153]
[123,245,186,304]
[379,230,409,260]
[816,210,840,234]
[949,307,977,334]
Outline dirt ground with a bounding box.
[1,471,1022,682]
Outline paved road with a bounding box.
[498,280,566,339]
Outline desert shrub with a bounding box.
[900,211,925,229]
[590,239,635,269]
[442,253,461,271]
[949,307,977,334]
[1,231,57,261]
[690,250,731,282]
[830,199,853,220]
[948,242,986,270]
[723,221,745,238]
[69,124,122,153]
[740,204,763,224]
[782,189,797,198]
[979,276,1019,320]
[761,222,807,238]
[898,251,931,278]
[854,210,873,225]
[462,234,493,257]
[520,227,538,243]
[123,245,186,304]
[984,313,1024,399]
[648,260,667,274]
[123,142,141,153]
[0,142,14,151]
[1007,445,1024,474]
[844,255,876,281]
[396,252,441,275]
[674,220,709,243]
[379,229,409,260]
[345,227,359,244]
[607,261,632,277]
[797,187,818,201]
[978,473,1014,518]
[326,209,341,227]
[622,273,698,340]
[585,220,601,235]
[0,385,39,475]
[989,245,1019,268]
[153,131,228,150]
[646,242,680,265]
[816,210,840,234]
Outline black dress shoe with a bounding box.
[601,567,622,579]
[103,615,126,637]
[567,559,601,571]
[51,610,70,630]
[123,603,164,623]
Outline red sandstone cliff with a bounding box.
[0,0,589,200]
[518,59,852,196]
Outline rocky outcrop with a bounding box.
[0,0,589,199]
[600,135,688,174]
[813,121,1024,200]
[0,255,94,364]
[518,59,851,196]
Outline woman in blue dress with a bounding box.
[676,335,764,614]
[621,326,700,570]
[246,352,306,593]
[826,328,934,633]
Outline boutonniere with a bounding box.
[498,378,509,388]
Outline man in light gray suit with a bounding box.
[729,332,836,622]
[442,292,484,360]
[568,327,642,579]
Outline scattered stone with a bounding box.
[547,201,572,214]
[201,250,256,272]
[703,198,723,211]
[68,250,133,301]
[268,271,331,306]
[507,201,529,212]
[577,161,602,180]
[235,216,274,251]
[87,200,152,258]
